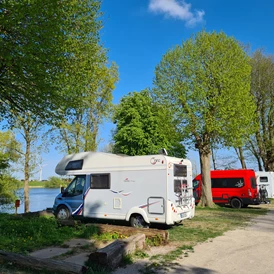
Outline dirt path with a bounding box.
[114,206,274,274]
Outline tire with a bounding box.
[231,198,242,209]
[130,214,149,228]
[56,205,71,220]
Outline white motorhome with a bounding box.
[256,171,274,198]
[53,152,195,227]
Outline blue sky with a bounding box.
[26,0,274,179]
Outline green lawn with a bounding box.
[0,214,100,254]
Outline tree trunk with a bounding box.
[24,131,31,213]
[235,147,247,169]
[197,144,215,207]
[211,146,217,170]
[256,155,264,171]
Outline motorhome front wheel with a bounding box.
[56,205,71,220]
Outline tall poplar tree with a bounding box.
[248,49,274,171]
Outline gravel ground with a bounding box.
[113,204,274,274]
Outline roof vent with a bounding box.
[158,148,168,156]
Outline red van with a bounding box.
[193,169,260,208]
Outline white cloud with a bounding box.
[148,0,205,27]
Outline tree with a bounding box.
[0,131,21,206]
[0,0,68,121]
[11,112,46,212]
[56,62,118,154]
[53,0,118,154]
[234,147,247,169]
[112,90,186,157]
[0,130,21,171]
[248,49,274,171]
[152,31,257,207]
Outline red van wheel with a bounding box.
[231,198,242,209]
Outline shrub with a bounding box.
[44,176,68,188]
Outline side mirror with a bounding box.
[61,186,65,194]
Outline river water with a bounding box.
[7,188,61,214]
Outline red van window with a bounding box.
[250,177,257,189]
[211,178,244,188]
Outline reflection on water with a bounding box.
[3,188,61,214]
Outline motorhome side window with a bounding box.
[65,160,83,170]
[174,164,187,177]
[90,174,110,189]
[211,178,244,188]
[260,177,268,182]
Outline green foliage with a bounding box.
[134,249,150,259]
[0,131,21,172]
[0,214,99,254]
[145,234,164,247]
[54,0,119,154]
[153,30,257,149]
[0,175,20,206]
[1,0,114,127]
[44,176,68,188]
[248,49,274,171]
[0,131,21,205]
[121,254,134,265]
[153,30,257,207]
[0,0,68,121]
[113,90,186,157]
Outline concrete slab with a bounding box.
[29,247,71,259]
[63,252,90,266]
[64,238,95,248]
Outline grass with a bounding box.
[0,214,99,254]
[168,205,269,245]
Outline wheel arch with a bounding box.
[125,207,150,224]
[55,203,72,215]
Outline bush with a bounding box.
[0,175,20,206]
[44,176,68,188]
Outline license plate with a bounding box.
[180,213,186,218]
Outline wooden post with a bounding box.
[89,233,146,269]
[15,199,20,215]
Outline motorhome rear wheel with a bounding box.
[130,214,149,228]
